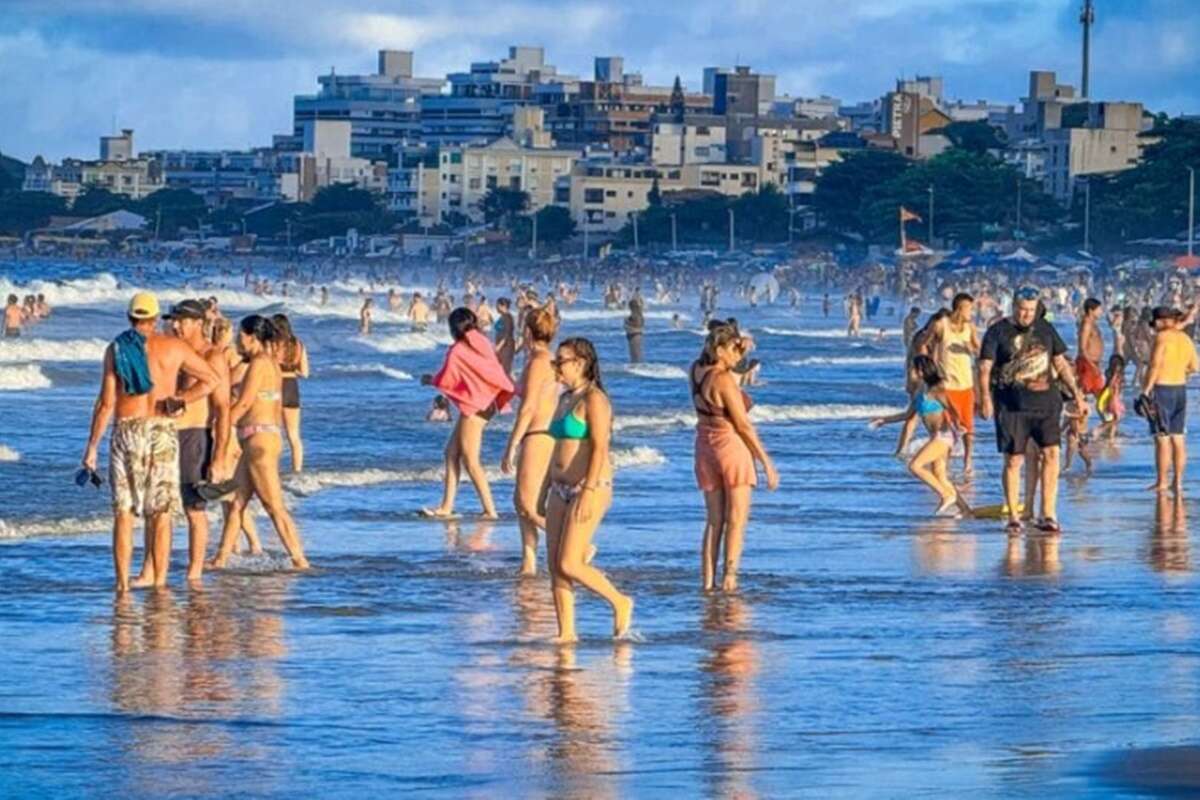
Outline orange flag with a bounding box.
[900,206,922,223]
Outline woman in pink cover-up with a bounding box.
[421,308,515,519]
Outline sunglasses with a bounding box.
[552,356,581,370]
[1015,287,1040,301]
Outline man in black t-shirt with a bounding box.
[979,289,1084,533]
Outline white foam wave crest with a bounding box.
[0,515,108,539]
[559,308,679,321]
[327,363,413,381]
[615,363,688,380]
[284,446,665,497]
[614,403,904,432]
[0,444,20,462]
[353,331,451,353]
[0,338,108,364]
[749,403,902,423]
[0,364,52,390]
[788,355,906,366]
[762,327,902,338]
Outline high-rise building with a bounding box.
[286,50,444,160]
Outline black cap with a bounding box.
[162,299,207,320]
[1151,306,1184,325]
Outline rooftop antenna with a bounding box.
[1080,0,1094,98]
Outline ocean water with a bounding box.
[1,260,1198,798]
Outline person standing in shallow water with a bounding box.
[421,308,515,520]
[624,297,645,363]
[690,320,778,592]
[501,308,560,575]
[544,337,633,642]
[209,315,310,570]
[82,292,219,591]
[1142,307,1198,494]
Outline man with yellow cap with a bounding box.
[81,291,220,592]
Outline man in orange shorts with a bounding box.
[936,292,981,475]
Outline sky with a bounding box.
[1,0,1198,163]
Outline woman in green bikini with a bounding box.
[543,337,633,643]
[209,315,309,570]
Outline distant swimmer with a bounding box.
[494,298,516,374]
[359,297,373,336]
[544,337,633,641]
[624,297,645,363]
[209,315,310,570]
[81,292,219,592]
[691,320,778,592]
[4,294,22,337]
[409,292,431,332]
[501,308,560,575]
[421,308,515,520]
[871,354,971,518]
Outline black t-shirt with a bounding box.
[980,317,1068,413]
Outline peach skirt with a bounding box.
[694,420,757,492]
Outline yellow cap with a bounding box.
[128,291,160,319]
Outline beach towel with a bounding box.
[432,329,515,416]
[113,329,153,396]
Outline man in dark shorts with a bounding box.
[1141,306,1198,493]
[164,298,231,583]
[979,287,1084,533]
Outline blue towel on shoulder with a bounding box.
[113,329,153,396]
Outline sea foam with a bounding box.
[0,364,52,390]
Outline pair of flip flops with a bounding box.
[1005,518,1061,533]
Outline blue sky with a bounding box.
[1,0,1197,162]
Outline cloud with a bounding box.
[0,0,1197,161]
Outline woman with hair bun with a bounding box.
[691,319,778,593]
[544,337,633,641]
[501,306,559,575]
[421,307,515,520]
[210,315,309,570]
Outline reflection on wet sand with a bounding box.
[1148,492,1190,573]
[1002,534,1062,578]
[509,578,631,799]
[444,519,497,553]
[107,576,292,782]
[699,594,760,800]
[914,519,978,574]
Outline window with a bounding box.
[696,126,710,135]
[695,146,710,158]
[486,175,497,189]
[605,190,616,197]
[584,188,604,204]
[509,176,521,190]
[468,178,481,190]
[627,191,634,198]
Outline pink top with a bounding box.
[432,329,515,416]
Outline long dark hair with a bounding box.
[448,307,478,341]
[271,313,300,368]
[240,314,277,344]
[559,336,605,394]
[911,354,943,389]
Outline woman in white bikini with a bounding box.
[210,315,309,570]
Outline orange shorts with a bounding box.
[944,388,975,434]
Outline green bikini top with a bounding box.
[549,407,588,440]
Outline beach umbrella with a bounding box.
[1174,255,1200,270]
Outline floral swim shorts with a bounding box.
[109,417,181,517]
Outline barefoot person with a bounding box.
[934,293,980,476]
[164,299,232,583]
[871,355,971,517]
[501,307,560,575]
[544,337,633,641]
[1076,298,1106,398]
[494,298,516,375]
[81,292,219,591]
[213,317,262,555]
[210,316,310,570]
[691,320,779,592]
[271,314,309,473]
[1142,306,1199,494]
[979,287,1084,534]
[421,308,515,520]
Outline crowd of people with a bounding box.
[62,254,1200,642]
